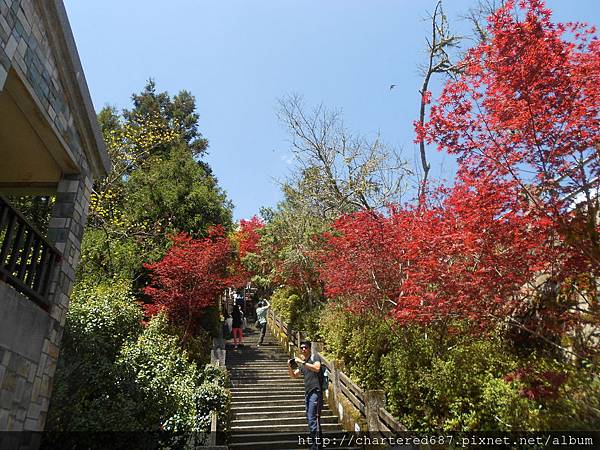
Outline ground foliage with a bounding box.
[319,305,600,431]
[47,281,230,437]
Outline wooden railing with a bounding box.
[267,308,407,436]
[338,371,366,416]
[0,195,61,310]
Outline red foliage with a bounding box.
[504,367,567,400]
[226,216,265,288]
[321,0,599,333]
[320,211,403,312]
[320,180,553,325]
[238,216,264,259]
[423,0,599,276]
[143,226,233,329]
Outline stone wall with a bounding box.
[0,0,87,170]
[0,176,92,432]
[0,283,50,431]
[0,0,99,433]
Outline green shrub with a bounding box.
[46,279,145,431]
[193,372,231,432]
[47,281,231,437]
[118,313,201,431]
[269,286,326,340]
[270,287,300,325]
[318,304,599,432]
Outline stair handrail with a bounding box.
[267,308,407,434]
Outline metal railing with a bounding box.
[0,195,61,310]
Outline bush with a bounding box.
[320,304,393,389]
[118,313,201,432]
[193,372,231,433]
[318,305,600,432]
[47,281,231,437]
[270,287,323,337]
[46,279,145,432]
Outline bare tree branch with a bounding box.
[277,95,410,218]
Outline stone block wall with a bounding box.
[0,0,87,169]
[0,173,92,432]
[0,0,98,433]
[0,283,50,431]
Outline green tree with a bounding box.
[124,79,209,158]
[124,144,232,239]
[82,82,233,282]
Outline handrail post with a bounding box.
[211,337,226,367]
[330,359,343,414]
[364,390,385,432]
[209,410,217,446]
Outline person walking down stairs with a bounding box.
[255,299,270,346]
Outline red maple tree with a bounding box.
[226,216,265,288]
[422,0,599,277]
[238,216,264,259]
[321,0,598,351]
[143,226,233,333]
[420,0,599,342]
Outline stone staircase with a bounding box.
[226,327,357,450]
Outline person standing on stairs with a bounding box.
[232,304,244,349]
[255,299,270,347]
[288,340,323,450]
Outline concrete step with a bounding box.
[231,386,305,393]
[231,410,337,428]
[228,365,290,370]
[233,410,336,420]
[231,394,305,402]
[232,404,335,414]
[231,373,297,378]
[230,374,297,380]
[232,381,300,386]
[232,391,305,397]
[229,443,359,450]
[230,375,304,385]
[231,398,305,405]
[230,422,342,433]
[229,364,288,375]
[227,359,287,370]
[227,345,282,350]
[229,431,350,444]
[230,378,296,384]
[232,379,303,386]
[231,401,308,408]
[227,357,289,362]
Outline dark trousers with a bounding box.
[305,390,322,450]
[258,322,267,344]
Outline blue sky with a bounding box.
[63,0,599,221]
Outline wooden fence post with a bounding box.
[330,359,344,415]
[364,390,385,432]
